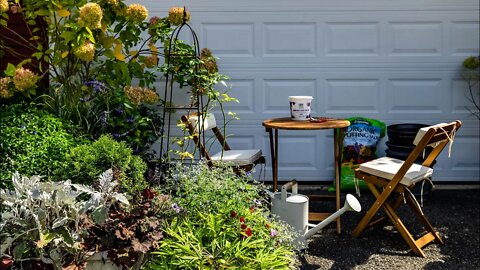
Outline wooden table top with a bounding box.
[262,117,350,130]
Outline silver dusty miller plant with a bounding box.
[0,169,129,269]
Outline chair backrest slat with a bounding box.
[181,114,232,162]
[389,121,461,186]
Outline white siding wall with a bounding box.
[143,0,480,182]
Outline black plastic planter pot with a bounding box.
[387,123,428,146]
[386,123,434,197]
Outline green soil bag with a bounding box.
[329,117,386,192]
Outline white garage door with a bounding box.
[146,0,480,183]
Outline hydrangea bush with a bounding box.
[0,1,235,158]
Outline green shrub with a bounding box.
[63,135,148,196]
[146,164,299,269]
[0,103,84,189]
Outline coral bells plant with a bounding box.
[82,188,178,268]
[146,164,299,269]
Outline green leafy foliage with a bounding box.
[0,170,130,269]
[62,135,148,196]
[0,103,84,189]
[146,164,299,269]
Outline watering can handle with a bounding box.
[281,180,298,201]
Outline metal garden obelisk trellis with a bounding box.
[158,8,205,178]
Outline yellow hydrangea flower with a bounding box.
[0,0,9,13]
[168,7,190,26]
[143,55,158,68]
[124,85,143,106]
[105,0,118,6]
[78,3,103,30]
[142,88,159,104]
[126,4,148,23]
[124,85,159,105]
[13,68,38,92]
[0,77,13,98]
[74,41,96,62]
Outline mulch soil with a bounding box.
[299,188,480,270]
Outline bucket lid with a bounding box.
[289,96,313,100]
[286,194,308,203]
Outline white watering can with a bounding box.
[270,180,361,245]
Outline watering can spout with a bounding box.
[304,194,361,239]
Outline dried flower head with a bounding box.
[124,85,143,106]
[126,4,148,23]
[168,7,190,26]
[200,47,218,74]
[124,85,159,105]
[0,77,13,98]
[0,0,9,13]
[105,0,118,5]
[74,41,96,62]
[142,88,159,104]
[149,16,161,25]
[13,68,37,92]
[143,55,158,68]
[78,3,103,30]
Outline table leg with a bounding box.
[274,129,279,192]
[267,128,278,192]
[334,128,344,234]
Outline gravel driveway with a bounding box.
[299,188,480,270]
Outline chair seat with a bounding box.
[210,149,263,166]
[358,156,433,186]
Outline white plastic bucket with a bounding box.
[289,96,313,121]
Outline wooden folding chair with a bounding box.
[181,113,265,174]
[351,121,461,257]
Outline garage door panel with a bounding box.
[263,79,317,113]
[450,21,480,56]
[326,22,379,56]
[387,22,443,56]
[148,0,479,182]
[202,23,255,57]
[263,23,317,56]
[451,79,477,114]
[325,79,381,113]
[387,79,445,114]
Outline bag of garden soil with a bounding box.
[329,117,386,193]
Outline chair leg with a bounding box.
[352,182,427,257]
[369,193,406,228]
[380,200,427,257]
[352,182,385,237]
[404,189,444,245]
